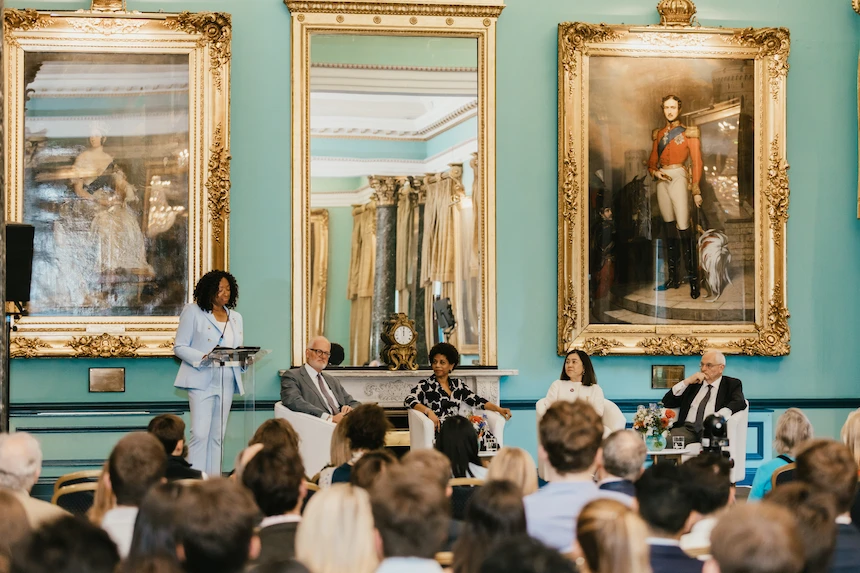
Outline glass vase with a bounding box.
[646,433,667,451]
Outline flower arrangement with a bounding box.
[632,402,675,437]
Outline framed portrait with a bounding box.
[557,2,790,356]
[651,365,684,389]
[4,6,231,357]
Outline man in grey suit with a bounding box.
[280,336,360,423]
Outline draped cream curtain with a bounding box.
[309,209,329,339]
[395,179,416,314]
[347,201,376,366]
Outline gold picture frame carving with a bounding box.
[557,2,790,356]
[286,0,503,366]
[4,5,231,357]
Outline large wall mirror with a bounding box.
[288,1,503,367]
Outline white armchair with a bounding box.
[407,408,506,457]
[669,400,749,483]
[274,402,335,476]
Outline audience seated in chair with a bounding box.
[0,432,68,528]
[87,461,115,526]
[839,409,860,529]
[402,449,461,552]
[524,401,630,553]
[249,418,301,458]
[314,416,350,486]
[636,464,703,573]
[596,429,646,499]
[749,408,813,501]
[147,414,204,481]
[11,515,120,573]
[452,480,527,573]
[124,482,186,572]
[575,498,651,573]
[329,403,391,486]
[486,447,538,496]
[100,432,168,558]
[349,449,398,490]
[437,415,488,479]
[242,446,307,568]
[679,453,734,557]
[704,503,803,573]
[765,482,838,573]
[478,535,577,573]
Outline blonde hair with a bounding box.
[841,409,860,467]
[774,408,814,455]
[576,498,652,573]
[296,484,379,573]
[486,447,538,496]
[330,417,352,467]
[87,461,115,525]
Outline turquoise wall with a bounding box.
[8,0,860,476]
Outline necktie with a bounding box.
[317,374,339,414]
[693,384,713,432]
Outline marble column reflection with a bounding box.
[368,176,397,362]
[411,178,428,366]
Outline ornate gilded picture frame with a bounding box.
[4,4,231,357]
[557,1,790,356]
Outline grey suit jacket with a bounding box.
[279,366,360,418]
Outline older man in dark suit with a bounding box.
[280,336,361,423]
[663,349,746,444]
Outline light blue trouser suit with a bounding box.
[187,368,234,476]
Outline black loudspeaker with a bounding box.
[5,223,35,303]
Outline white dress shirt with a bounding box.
[100,506,139,558]
[305,364,339,420]
[672,376,732,422]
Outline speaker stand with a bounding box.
[2,302,23,432]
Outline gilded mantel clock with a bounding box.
[381,313,419,371]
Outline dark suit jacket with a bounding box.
[662,375,746,426]
[599,479,636,497]
[166,456,203,481]
[648,544,703,573]
[830,523,860,572]
[255,521,299,566]
[279,366,360,418]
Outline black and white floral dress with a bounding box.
[404,375,497,452]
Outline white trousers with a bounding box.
[656,166,691,230]
[187,369,234,476]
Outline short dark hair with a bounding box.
[539,401,602,474]
[766,482,837,573]
[109,432,168,507]
[428,342,459,368]
[681,453,731,515]
[147,415,186,455]
[11,516,120,573]
[710,503,803,573]
[249,561,311,573]
[478,535,577,573]
[175,479,260,573]
[559,349,597,386]
[635,464,693,535]
[662,94,682,109]
[241,446,306,516]
[436,415,481,478]
[249,419,300,454]
[796,439,859,513]
[370,466,449,559]
[345,404,391,451]
[193,270,238,312]
[127,482,186,567]
[350,449,397,490]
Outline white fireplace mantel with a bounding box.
[278,368,518,408]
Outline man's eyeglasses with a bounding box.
[308,348,331,358]
[700,362,721,368]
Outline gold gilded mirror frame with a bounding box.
[558,3,790,356]
[4,7,231,357]
[287,0,503,366]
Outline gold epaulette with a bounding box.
[652,128,660,141]
[685,125,700,138]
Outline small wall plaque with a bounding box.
[89,368,126,393]
[651,365,685,389]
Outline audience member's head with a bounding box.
[681,453,732,517]
[576,498,650,573]
[349,449,397,490]
[436,415,482,478]
[453,479,527,573]
[126,482,186,569]
[329,417,352,468]
[147,414,187,457]
[108,432,168,507]
[766,482,837,573]
[599,430,647,482]
[840,409,860,468]
[0,432,42,493]
[345,404,390,453]
[402,448,453,494]
[88,461,115,526]
[371,465,450,560]
[486,447,539,496]
[478,535,577,573]
[121,556,185,573]
[635,463,694,538]
[774,408,814,456]
[295,484,379,573]
[249,419,300,455]
[233,443,264,484]
[538,401,603,478]
[175,479,261,573]
[704,503,803,573]
[241,445,306,517]
[10,515,120,573]
[796,438,858,514]
[249,561,311,573]
[328,343,345,366]
[0,489,30,570]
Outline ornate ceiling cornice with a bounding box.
[284,1,504,18]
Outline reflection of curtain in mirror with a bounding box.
[309,209,329,339]
[460,153,481,350]
[347,202,376,366]
[395,180,415,314]
[421,166,465,350]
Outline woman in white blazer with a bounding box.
[173,270,243,475]
[543,349,605,416]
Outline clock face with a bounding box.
[393,325,414,345]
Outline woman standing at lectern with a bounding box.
[173,270,244,476]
